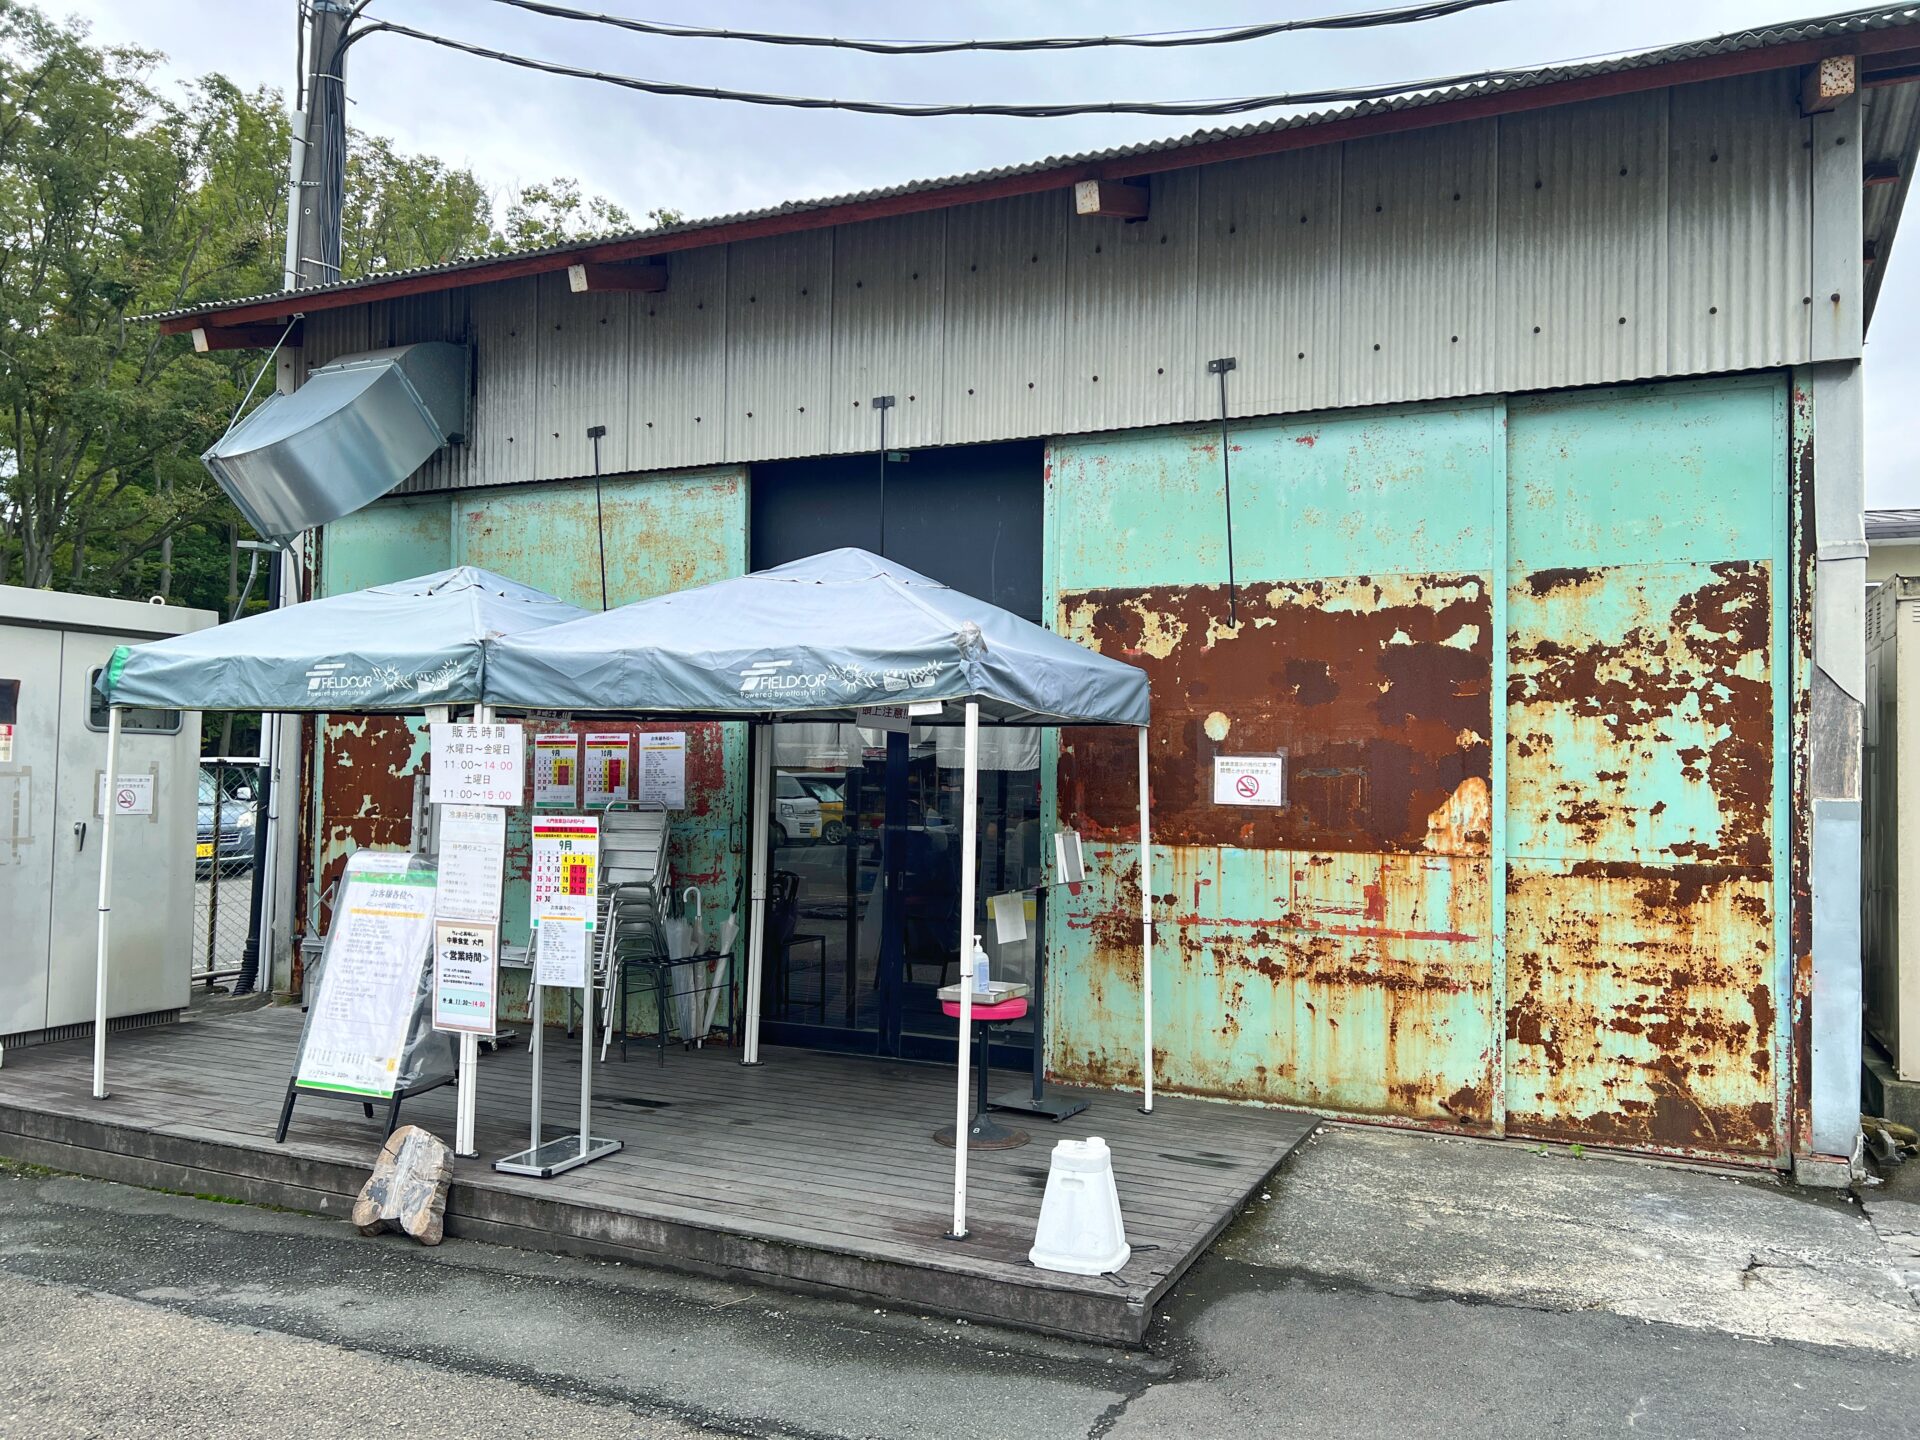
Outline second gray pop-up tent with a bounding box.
[487,548,1152,1240]
[90,567,588,1150]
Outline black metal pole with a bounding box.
[1208,357,1239,627]
[588,425,609,610]
[233,559,280,996]
[1029,885,1048,1103]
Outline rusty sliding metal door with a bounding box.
[1502,375,1790,1163]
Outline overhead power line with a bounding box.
[475,0,1513,55]
[358,18,1552,119]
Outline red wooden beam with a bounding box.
[158,25,1920,337]
[1074,179,1148,219]
[190,321,302,352]
[567,260,668,293]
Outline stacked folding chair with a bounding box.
[595,803,676,1063]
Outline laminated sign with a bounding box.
[531,815,600,927]
[533,732,580,806]
[583,733,630,805]
[296,854,438,1097]
[429,723,525,807]
[637,731,686,808]
[433,920,499,1035]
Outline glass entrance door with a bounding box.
[758,722,1041,1063]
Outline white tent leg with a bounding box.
[92,707,123,1101]
[1138,725,1154,1115]
[949,701,980,1239]
[451,702,490,1159]
[742,721,772,1065]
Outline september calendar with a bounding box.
[530,814,600,928]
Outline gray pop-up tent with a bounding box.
[89,567,587,1151]
[488,548,1152,1239]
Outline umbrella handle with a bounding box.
[683,885,702,923]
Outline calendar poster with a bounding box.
[533,732,580,807]
[530,814,599,930]
[583,732,631,806]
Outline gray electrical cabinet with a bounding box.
[0,586,215,1053]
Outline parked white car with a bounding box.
[774,773,822,846]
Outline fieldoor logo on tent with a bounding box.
[305,660,375,694]
[739,659,829,696]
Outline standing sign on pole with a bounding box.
[429,723,525,807]
[533,732,580,806]
[583,733,630,806]
[636,731,686,809]
[531,815,600,924]
[433,920,499,1035]
[1212,754,1286,807]
[533,902,590,987]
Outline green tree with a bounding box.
[0,1,649,609]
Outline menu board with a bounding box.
[533,900,590,988]
[583,732,631,806]
[432,920,498,1035]
[637,731,686,809]
[530,814,599,928]
[296,854,438,1097]
[434,805,505,923]
[533,732,580,807]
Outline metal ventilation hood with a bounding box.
[202,342,468,540]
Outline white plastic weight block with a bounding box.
[1028,1135,1130,1275]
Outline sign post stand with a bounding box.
[495,806,622,1178]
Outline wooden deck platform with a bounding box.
[0,1007,1315,1344]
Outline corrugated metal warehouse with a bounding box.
[160,8,1920,1175]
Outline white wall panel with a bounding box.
[1498,92,1670,390]
[1194,146,1343,418]
[629,244,729,472]
[725,231,834,462]
[942,191,1068,443]
[1339,121,1496,407]
[829,211,947,453]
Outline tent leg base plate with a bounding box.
[493,1134,622,1178]
[989,1090,1088,1122]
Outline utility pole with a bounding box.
[238,0,353,996]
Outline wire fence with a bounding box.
[193,758,264,985]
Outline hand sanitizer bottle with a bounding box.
[971,936,991,997]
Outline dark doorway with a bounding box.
[750,441,1046,1061]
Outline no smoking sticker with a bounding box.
[1214,755,1286,808]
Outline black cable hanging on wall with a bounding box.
[1208,358,1239,627]
[873,395,896,557]
[588,423,609,610]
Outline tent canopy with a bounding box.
[97,566,587,714]
[485,548,1150,727]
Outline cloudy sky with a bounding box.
[61,0,1920,505]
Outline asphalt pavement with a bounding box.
[0,1125,1915,1439]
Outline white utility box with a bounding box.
[0,586,215,1053]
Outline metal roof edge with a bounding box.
[152,4,1920,335]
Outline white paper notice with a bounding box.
[637,731,686,808]
[296,860,437,1097]
[583,732,630,805]
[1213,754,1287,807]
[433,919,498,1035]
[429,723,525,807]
[96,772,154,817]
[534,901,590,988]
[988,891,1029,946]
[435,805,506,923]
[533,732,580,807]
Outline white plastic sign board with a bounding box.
[534,901,590,987]
[1054,830,1086,885]
[0,723,12,762]
[1213,754,1286,807]
[989,891,1028,946]
[533,732,580,806]
[429,723,524,807]
[435,805,505,923]
[433,920,498,1035]
[637,731,686,808]
[297,859,437,1097]
[530,815,599,926]
[583,732,630,805]
[858,705,912,733]
[96,772,154,817]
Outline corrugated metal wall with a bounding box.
[1045,373,1792,1163]
[292,73,1825,496]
